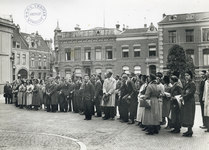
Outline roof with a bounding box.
[158,12,209,24]
[13,27,28,49]
[20,32,51,50]
[121,28,148,34]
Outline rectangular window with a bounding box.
[203,54,209,66]
[122,48,129,58]
[17,54,20,64]
[186,30,194,42]
[149,45,156,57]
[38,73,41,79]
[39,59,42,66]
[31,58,34,67]
[106,50,113,59]
[169,31,176,43]
[13,41,20,48]
[65,70,71,78]
[134,47,141,57]
[95,49,102,60]
[22,54,26,65]
[65,52,71,60]
[202,28,209,42]
[74,48,81,61]
[75,68,81,77]
[85,51,91,60]
[44,60,47,67]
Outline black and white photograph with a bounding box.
[0,0,209,149]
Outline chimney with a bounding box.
[123,24,125,31]
[163,13,166,18]
[36,31,39,35]
[144,24,147,28]
[74,24,81,31]
[16,24,20,33]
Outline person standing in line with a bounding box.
[4,81,11,104]
[26,79,33,110]
[180,71,196,137]
[101,71,116,120]
[142,74,161,135]
[136,75,148,126]
[115,75,122,119]
[199,70,207,129]
[18,80,26,109]
[82,75,95,120]
[74,77,82,113]
[162,75,172,129]
[202,72,209,132]
[59,78,69,112]
[32,79,41,110]
[169,76,182,133]
[94,74,103,117]
[68,78,75,112]
[12,80,20,107]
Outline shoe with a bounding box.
[127,121,134,125]
[142,127,148,131]
[164,126,171,130]
[173,130,180,133]
[153,130,159,134]
[146,131,154,135]
[183,131,193,137]
[84,118,87,120]
[170,129,176,133]
[139,124,145,128]
[200,126,207,129]
[204,129,209,132]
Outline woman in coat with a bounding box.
[202,73,209,132]
[32,79,41,110]
[181,71,196,137]
[18,80,26,108]
[162,76,172,129]
[142,74,161,135]
[169,76,182,133]
[136,75,148,126]
[26,79,33,109]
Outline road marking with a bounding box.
[0,130,87,150]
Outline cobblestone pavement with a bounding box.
[0,95,209,150]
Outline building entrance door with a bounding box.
[18,69,28,79]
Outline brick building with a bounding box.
[158,12,209,74]
[116,23,159,75]
[54,23,121,78]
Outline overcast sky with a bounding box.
[0,0,208,44]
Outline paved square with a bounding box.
[0,96,208,150]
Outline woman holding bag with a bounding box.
[142,74,161,135]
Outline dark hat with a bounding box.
[156,72,163,78]
[122,74,128,78]
[201,70,207,74]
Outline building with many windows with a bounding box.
[0,15,15,93]
[158,12,209,74]
[20,31,52,79]
[12,25,29,80]
[116,23,158,75]
[54,23,121,77]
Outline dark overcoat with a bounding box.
[181,80,196,127]
[32,84,41,106]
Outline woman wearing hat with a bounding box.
[180,71,196,137]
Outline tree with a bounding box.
[166,44,195,85]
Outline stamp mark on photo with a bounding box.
[24,3,47,26]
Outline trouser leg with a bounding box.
[200,101,205,126]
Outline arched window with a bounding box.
[122,66,129,74]
[134,66,141,74]
[149,65,156,75]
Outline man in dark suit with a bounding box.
[94,74,102,117]
[82,75,95,120]
[4,81,12,104]
[199,70,207,129]
[59,78,69,112]
[120,74,137,124]
[68,78,75,112]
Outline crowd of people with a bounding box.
[3,70,209,137]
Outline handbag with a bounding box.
[103,95,110,103]
[139,99,151,108]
